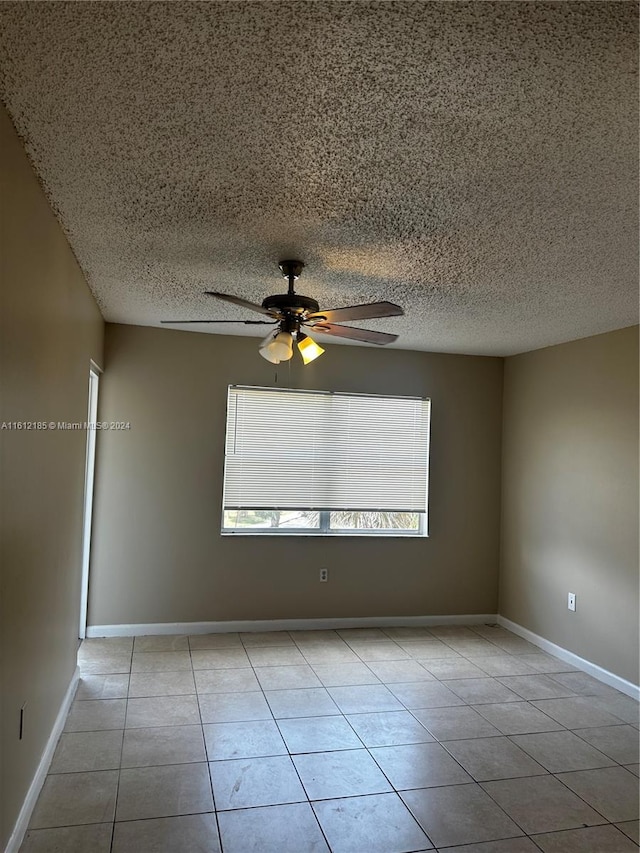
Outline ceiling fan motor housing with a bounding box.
[262,293,320,316]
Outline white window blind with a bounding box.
[223,386,430,513]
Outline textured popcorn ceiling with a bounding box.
[0,2,637,355]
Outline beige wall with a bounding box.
[89,323,504,626]
[500,326,639,685]
[0,105,104,848]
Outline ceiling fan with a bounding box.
[162,260,403,364]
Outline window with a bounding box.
[222,386,431,536]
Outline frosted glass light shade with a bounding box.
[271,332,294,361]
[259,331,293,362]
[258,331,280,363]
[258,344,280,364]
[297,333,325,364]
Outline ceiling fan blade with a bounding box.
[308,301,403,324]
[311,322,398,346]
[161,319,276,325]
[205,291,276,316]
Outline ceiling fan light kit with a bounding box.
[297,332,325,364]
[162,259,403,364]
[259,329,324,365]
[259,330,294,363]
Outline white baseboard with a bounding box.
[86,613,499,638]
[5,666,80,853]
[497,616,640,701]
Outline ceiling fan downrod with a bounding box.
[279,259,304,295]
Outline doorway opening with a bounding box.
[79,363,100,639]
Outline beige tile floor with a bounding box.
[20,625,639,853]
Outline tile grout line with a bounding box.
[298,628,447,851]
[242,633,336,853]
[187,634,224,853]
[284,631,436,853]
[92,637,131,853]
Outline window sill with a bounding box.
[221,530,428,538]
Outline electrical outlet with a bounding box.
[319,568,328,582]
[568,592,576,612]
